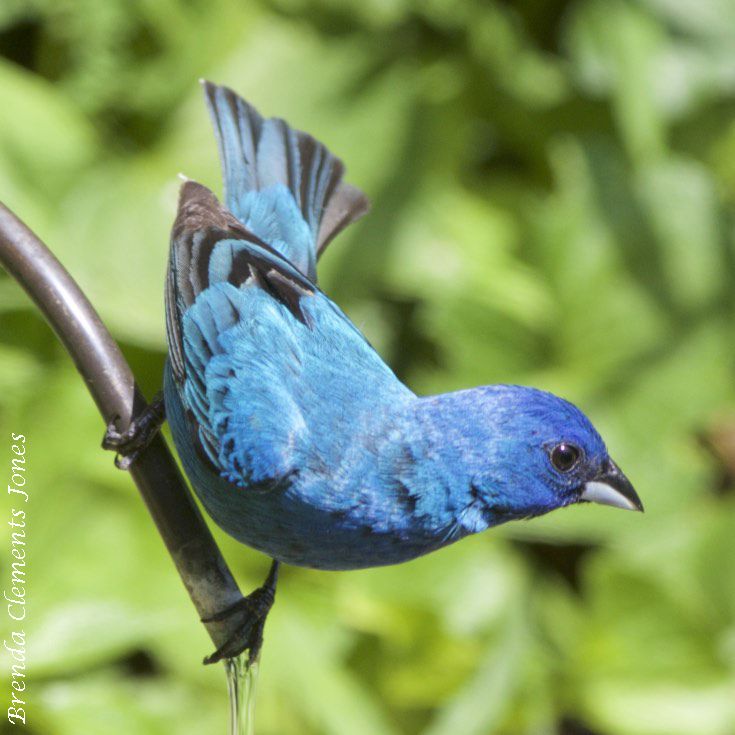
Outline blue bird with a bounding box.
[162,81,642,663]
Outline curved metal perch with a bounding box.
[0,201,245,652]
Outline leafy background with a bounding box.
[1,0,734,733]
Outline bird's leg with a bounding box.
[202,559,280,665]
[102,391,166,469]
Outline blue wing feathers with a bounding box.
[165,86,400,512]
[178,266,412,489]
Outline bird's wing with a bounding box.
[203,81,369,282]
[166,180,406,488]
[166,180,315,382]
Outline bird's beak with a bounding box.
[580,459,643,512]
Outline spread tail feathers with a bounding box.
[202,81,369,282]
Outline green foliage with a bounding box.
[1,1,734,733]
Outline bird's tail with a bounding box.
[202,81,369,283]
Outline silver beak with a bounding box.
[580,459,643,512]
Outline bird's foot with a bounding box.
[202,560,279,666]
[102,392,166,469]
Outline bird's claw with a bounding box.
[102,392,166,469]
[202,561,279,665]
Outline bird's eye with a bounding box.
[550,443,581,472]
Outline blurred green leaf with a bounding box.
[1,0,734,733]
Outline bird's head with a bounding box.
[429,385,643,526]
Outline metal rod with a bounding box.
[0,201,244,649]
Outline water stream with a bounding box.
[225,655,260,735]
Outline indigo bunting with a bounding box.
[162,82,642,662]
